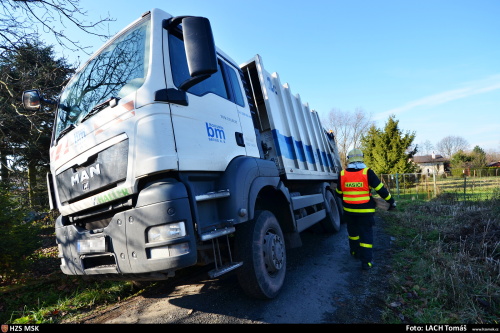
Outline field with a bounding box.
[380,173,500,202]
[378,196,500,324]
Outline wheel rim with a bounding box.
[263,229,285,275]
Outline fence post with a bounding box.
[433,172,437,198]
[463,177,467,201]
[396,173,400,199]
[415,173,419,199]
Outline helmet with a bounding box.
[347,148,364,163]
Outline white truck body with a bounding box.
[24,8,342,299]
[241,55,340,180]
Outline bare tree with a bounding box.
[322,107,373,168]
[0,1,114,207]
[436,135,469,158]
[485,148,500,164]
[0,41,73,207]
[0,0,114,58]
[417,140,434,155]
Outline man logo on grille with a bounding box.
[71,163,101,186]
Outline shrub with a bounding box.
[0,186,40,283]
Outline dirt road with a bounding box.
[68,216,394,324]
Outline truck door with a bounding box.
[164,31,248,172]
[222,62,261,159]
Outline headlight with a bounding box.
[147,222,186,243]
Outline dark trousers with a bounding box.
[344,213,375,264]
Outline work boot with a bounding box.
[361,262,373,270]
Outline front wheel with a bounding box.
[235,210,286,299]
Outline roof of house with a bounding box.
[412,154,448,163]
[487,161,500,167]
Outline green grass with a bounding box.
[1,273,145,324]
[382,174,500,202]
[0,220,145,324]
[379,197,500,324]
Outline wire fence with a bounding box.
[380,169,500,202]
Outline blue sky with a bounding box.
[47,0,500,153]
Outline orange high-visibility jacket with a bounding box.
[340,168,371,205]
[336,167,393,214]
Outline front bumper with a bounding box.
[55,180,197,280]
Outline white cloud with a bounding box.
[375,74,500,120]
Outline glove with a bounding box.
[388,202,397,211]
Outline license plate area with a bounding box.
[77,236,107,254]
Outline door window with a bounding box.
[169,34,228,99]
[169,32,245,107]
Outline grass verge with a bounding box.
[1,276,140,324]
[0,224,145,324]
[379,196,500,324]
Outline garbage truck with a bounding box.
[22,8,343,299]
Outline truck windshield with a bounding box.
[54,17,151,141]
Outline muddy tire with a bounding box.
[235,210,286,299]
[320,190,341,233]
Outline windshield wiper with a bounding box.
[81,97,120,123]
[56,124,75,142]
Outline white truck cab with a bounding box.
[23,8,343,299]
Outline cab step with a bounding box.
[208,262,243,279]
[195,189,230,202]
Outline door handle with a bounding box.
[235,132,245,147]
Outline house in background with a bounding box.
[487,161,500,167]
[411,153,450,175]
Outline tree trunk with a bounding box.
[28,160,37,209]
[0,150,8,185]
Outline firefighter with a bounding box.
[336,148,396,270]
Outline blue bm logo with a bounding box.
[206,122,226,143]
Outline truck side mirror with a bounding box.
[22,89,42,111]
[166,16,218,91]
[183,16,217,78]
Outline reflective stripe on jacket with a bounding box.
[340,168,371,204]
[339,168,376,213]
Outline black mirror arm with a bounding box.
[41,97,58,105]
[179,74,212,91]
[163,16,191,31]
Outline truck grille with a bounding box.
[57,139,128,203]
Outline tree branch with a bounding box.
[1,0,115,56]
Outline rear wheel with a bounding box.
[235,210,286,299]
[320,190,341,232]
